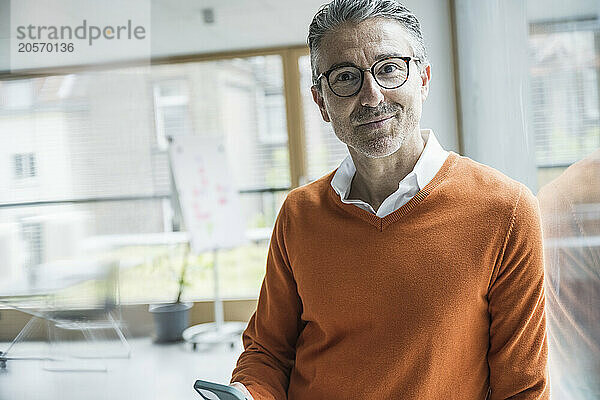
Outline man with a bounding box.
[230,0,548,398]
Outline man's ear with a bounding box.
[420,64,431,103]
[311,85,330,122]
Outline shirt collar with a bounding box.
[331,129,448,199]
[412,129,448,189]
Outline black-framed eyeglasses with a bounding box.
[316,56,420,98]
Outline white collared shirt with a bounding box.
[330,129,449,217]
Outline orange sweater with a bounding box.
[231,152,548,399]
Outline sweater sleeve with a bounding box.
[230,200,304,400]
[487,186,549,400]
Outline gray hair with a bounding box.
[307,0,429,90]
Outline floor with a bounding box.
[0,337,244,400]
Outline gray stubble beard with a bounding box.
[340,104,420,159]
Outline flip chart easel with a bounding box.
[168,135,247,347]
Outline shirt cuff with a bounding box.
[230,382,254,400]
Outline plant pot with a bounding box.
[149,302,192,343]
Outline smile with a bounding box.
[357,115,394,128]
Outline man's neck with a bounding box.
[347,129,426,212]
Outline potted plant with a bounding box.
[149,243,193,342]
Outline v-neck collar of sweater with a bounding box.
[327,151,459,231]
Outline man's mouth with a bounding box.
[357,115,394,128]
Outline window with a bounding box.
[529,18,600,186]
[152,79,192,151]
[13,153,36,179]
[14,154,23,178]
[0,53,296,303]
[20,220,43,270]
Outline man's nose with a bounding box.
[358,71,384,107]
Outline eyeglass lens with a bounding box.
[327,58,409,97]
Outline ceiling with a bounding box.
[148,0,326,57]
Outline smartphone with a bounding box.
[194,380,248,400]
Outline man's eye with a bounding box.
[335,72,357,82]
[379,63,399,74]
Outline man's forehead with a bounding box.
[318,18,413,69]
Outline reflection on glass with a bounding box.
[538,150,600,399]
[532,16,600,400]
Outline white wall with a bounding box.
[454,0,539,191]
[407,0,459,151]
